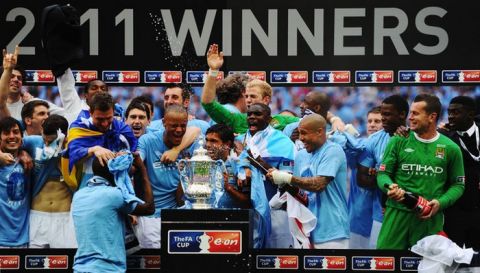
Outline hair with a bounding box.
[413,93,442,121]
[279,109,298,117]
[382,95,409,115]
[165,83,192,101]
[450,96,476,112]
[92,156,114,185]
[0,64,26,84]
[131,94,154,114]
[246,79,272,98]
[206,124,235,147]
[42,114,68,136]
[367,106,382,115]
[0,117,23,138]
[216,73,249,104]
[83,79,108,94]
[126,101,151,120]
[164,104,188,117]
[248,102,271,117]
[89,92,114,112]
[21,100,49,123]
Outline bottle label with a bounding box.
[415,196,432,216]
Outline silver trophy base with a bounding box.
[191,200,212,209]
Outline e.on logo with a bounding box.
[205,231,242,253]
[0,255,20,269]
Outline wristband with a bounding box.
[208,69,219,78]
[272,170,293,185]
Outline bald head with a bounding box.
[301,91,331,118]
[300,113,326,131]
[298,113,327,153]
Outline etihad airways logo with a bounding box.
[401,164,443,176]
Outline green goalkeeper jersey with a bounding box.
[377,131,465,211]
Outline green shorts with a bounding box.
[377,207,444,250]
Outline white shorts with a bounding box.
[267,209,294,248]
[29,210,77,248]
[314,238,349,249]
[349,232,370,249]
[369,220,382,249]
[134,216,161,249]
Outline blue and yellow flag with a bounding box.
[61,116,137,190]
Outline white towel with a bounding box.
[269,191,317,249]
[411,235,475,273]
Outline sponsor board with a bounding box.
[72,70,98,83]
[25,255,68,269]
[168,230,241,254]
[144,71,182,83]
[400,257,421,271]
[102,71,140,83]
[270,71,308,84]
[398,70,436,83]
[304,256,347,270]
[25,70,55,83]
[257,255,298,269]
[352,256,394,271]
[355,71,393,83]
[312,71,350,83]
[442,70,480,83]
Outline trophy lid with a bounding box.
[190,138,214,161]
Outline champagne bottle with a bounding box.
[383,184,431,216]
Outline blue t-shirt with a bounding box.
[0,163,30,246]
[137,130,196,217]
[297,141,349,244]
[23,136,62,197]
[148,118,210,135]
[216,158,250,209]
[358,130,391,223]
[72,176,138,273]
[347,138,374,237]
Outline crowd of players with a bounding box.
[0,44,479,272]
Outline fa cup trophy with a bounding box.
[178,139,224,209]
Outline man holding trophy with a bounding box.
[135,105,197,248]
[204,123,251,209]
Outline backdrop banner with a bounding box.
[1,0,479,85]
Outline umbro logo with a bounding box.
[404,148,415,153]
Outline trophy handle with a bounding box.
[214,160,225,192]
[178,159,189,190]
